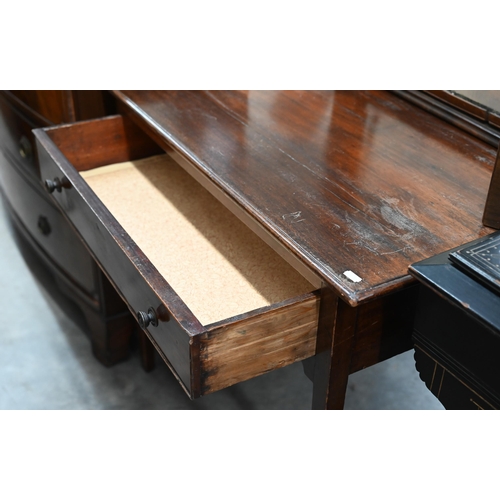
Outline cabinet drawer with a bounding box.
[34,115,320,398]
[0,93,39,176]
[0,150,97,296]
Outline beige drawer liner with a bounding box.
[82,154,314,325]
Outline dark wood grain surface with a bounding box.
[113,90,496,306]
[0,149,97,294]
[9,91,107,125]
[394,90,500,147]
[0,93,40,177]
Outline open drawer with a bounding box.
[34,115,320,398]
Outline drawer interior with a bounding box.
[81,154,315,326]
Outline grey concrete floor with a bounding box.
[0,199,444,410]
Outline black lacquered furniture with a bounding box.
[410,233,500,410]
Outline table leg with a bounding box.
[138,328,156,372]
[83,306,134,367]
[311,287,358,409]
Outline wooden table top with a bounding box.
[112,90,496,306]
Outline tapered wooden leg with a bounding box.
[51,266,135,367]
[138,328,156,372]
[83,307,134,367]
[312,287,358,410]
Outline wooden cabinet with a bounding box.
[8,91,109,126]
[0,90,135,366]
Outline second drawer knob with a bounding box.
[37,215,51,236]
[137,307,158,329]
[44,177,63,193]
[19,136,32,160]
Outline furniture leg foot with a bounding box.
[84,308,134,367]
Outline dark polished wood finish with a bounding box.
[0,146,97,294]
[394,90,500,147]
[0,181,134,367]
[9,90,108,125]
[311,287,356,409]
[138,329,156,372]
[0,90,134,367]
[114,90,495,307]
[34,91,498,408]
[396,91,500,237]
[0,94,40,178]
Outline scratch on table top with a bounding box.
[278,148,308,170]
[475,155,490,164]
[380,245,411,255]
[344,240,380,255]
[282,211,305,223]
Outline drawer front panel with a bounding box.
[0,94,38,177]
[201,294,319,394]
[36,136,194,393]
[0,150,97,295]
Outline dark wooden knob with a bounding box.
[137,307,158,329]
[37,215,51,236]
[19,136,32,160]
[44,177,62,193]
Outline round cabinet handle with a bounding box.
[137,307,159,329]
[44,177,63,193]
[37,215,51,236]
[18,136,32,160]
